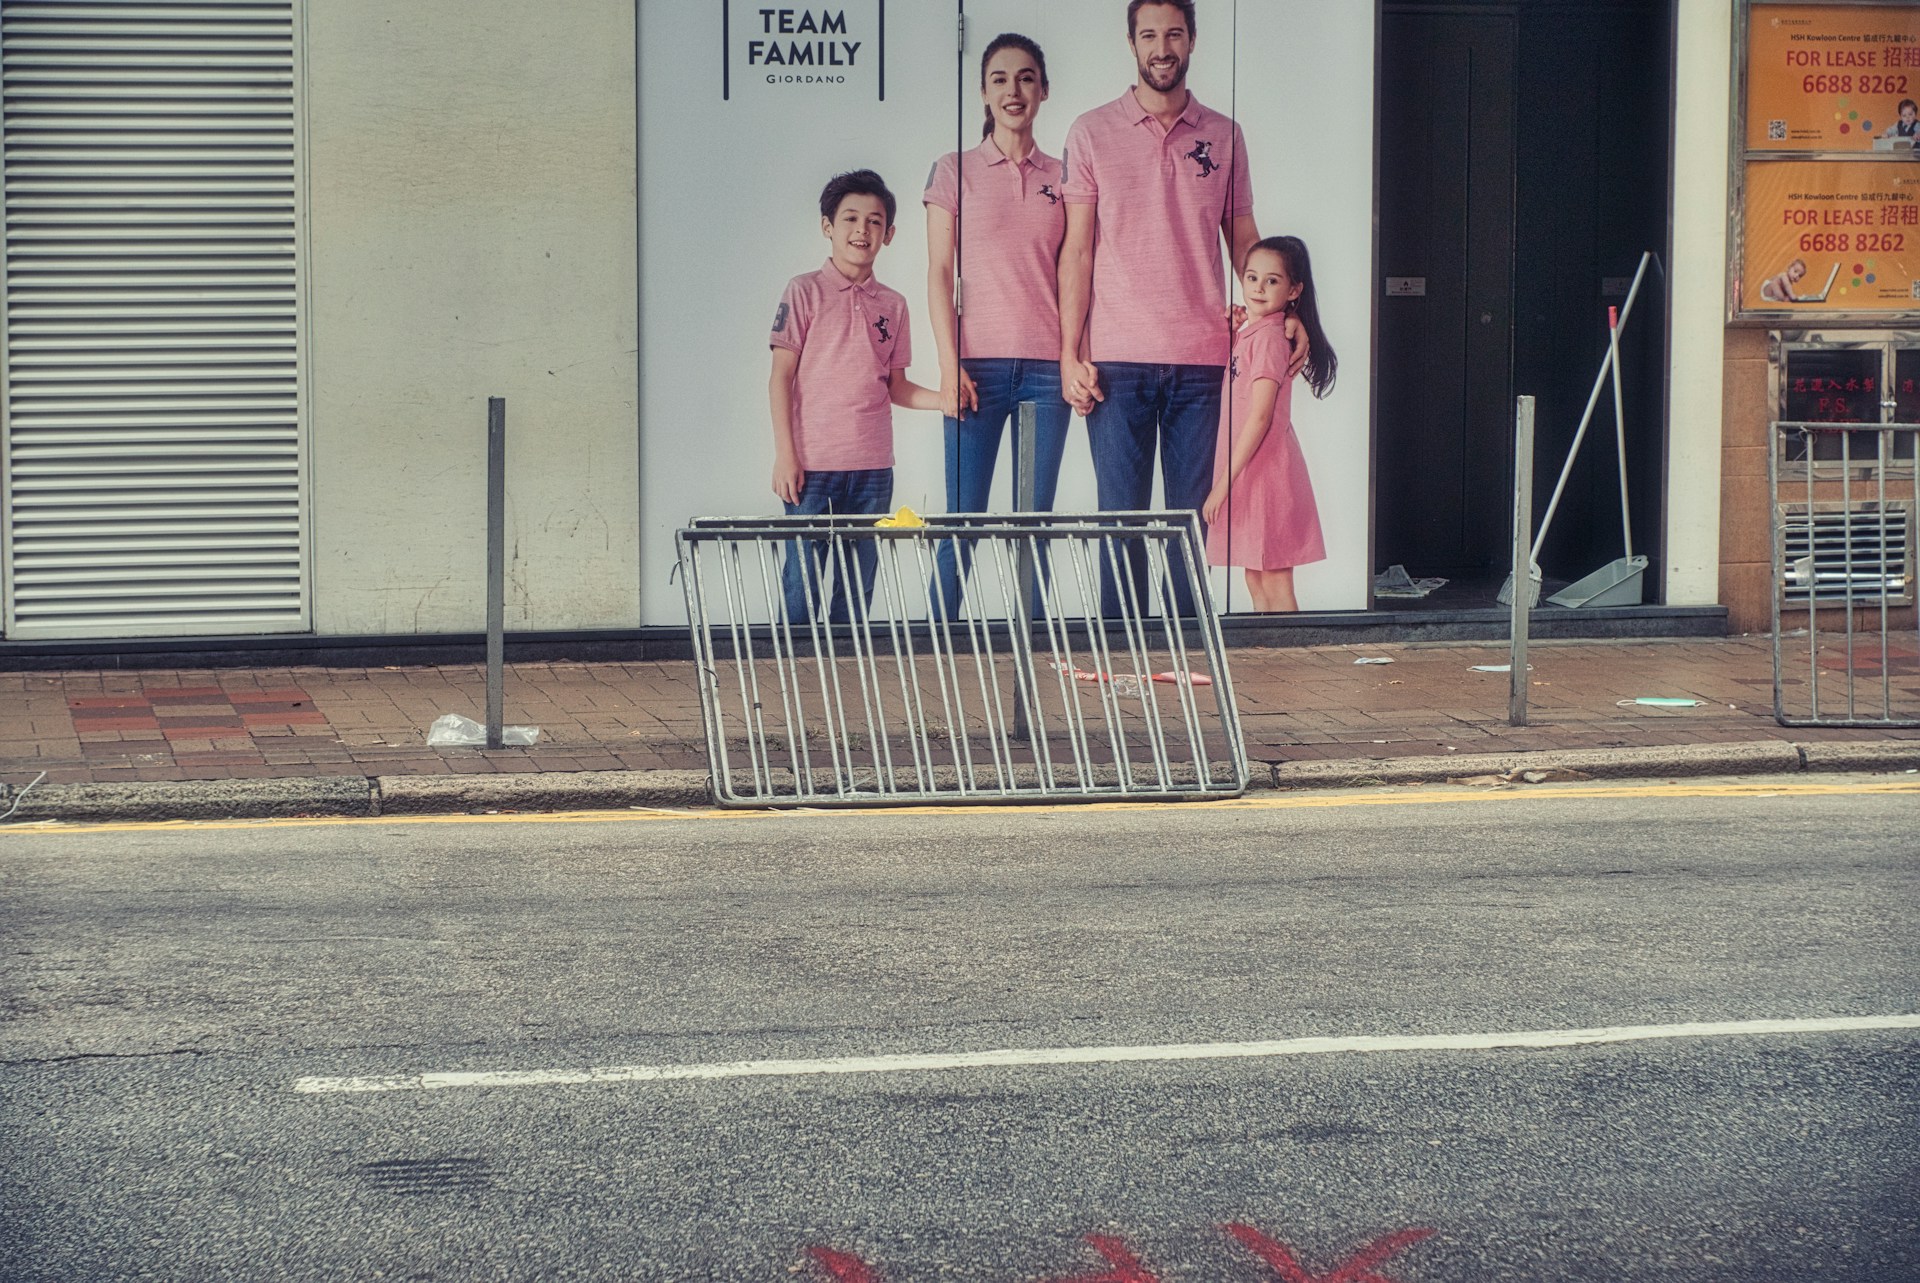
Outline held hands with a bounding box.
[772,454,804,506]
[1228,304,1247,334]
[1063,357,1103,416]
[941,367,980,420]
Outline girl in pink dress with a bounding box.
[1202,235,1338,612]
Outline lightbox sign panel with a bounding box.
[1745,4,1920,153]
[721,2,887,101]
[1740,159,1920,312]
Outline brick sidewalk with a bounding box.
[4,635,1915,790]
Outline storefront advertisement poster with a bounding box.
[1741,159,1920,312]
[1746,4,1920,153]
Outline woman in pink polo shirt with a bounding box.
[924,32,1069,614]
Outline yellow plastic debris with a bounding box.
[874,506,926,528]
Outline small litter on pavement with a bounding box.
[1469,664,1534,673]
[1373,564,1448,599]
[426,713,541,747]
[1620,697,1706,708]
[1450,767,1595,787]
[1353,656,1395,665]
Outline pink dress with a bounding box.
[1205,311,1325,571]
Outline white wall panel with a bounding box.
[304,0,638,635]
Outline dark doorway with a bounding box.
[1377,8,1518,580]
[1375,0,1673,602]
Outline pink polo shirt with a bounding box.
[1063,87,1253,367]
[769,261,913,471]
[923,138,1066,362]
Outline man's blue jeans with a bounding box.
[781,467,892,625]
[1085,361,1223,617]
[931,358,1071,618]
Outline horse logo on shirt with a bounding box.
[1039,184,1062,205]
[1186,140,1218,178]
[1230,354,1240,380]
[872,315,891,343]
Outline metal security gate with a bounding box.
[0,0,307,639]
[676,512,1249,807]
[1771,420,1920,727]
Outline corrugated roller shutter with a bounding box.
[2,0,305,639]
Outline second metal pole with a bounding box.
[486,396,506,749]
[1012,401,1039,742]
[1509,395,1535,727]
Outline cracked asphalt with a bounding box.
[1,778,1916,1281]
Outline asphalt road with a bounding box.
[2,778,1916,1282]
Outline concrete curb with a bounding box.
[1262,740,1817,791]
[2,740,1916,823]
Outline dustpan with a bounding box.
[1547,554,1646,608]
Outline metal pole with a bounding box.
[486,396,506,749]
[1510,396,1535,727]
[1012,401,1038,741]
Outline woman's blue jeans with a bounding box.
[931,357,1071,618]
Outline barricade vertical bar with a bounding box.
[1842,431,1855,721]
[1806,428,1819,720]
[1068,533,1135,790]
[1509,396,1535,727]
[1012,401,1039,742]
[1770,423,1785,724]
[1879,430,1891,719]
[485,396,505,749]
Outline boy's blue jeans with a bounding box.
[781,467,892,625]
[1084,362,1223,618]
[931,358,1071,618]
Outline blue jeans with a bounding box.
[931,358,1071,618]
[781,467,892,625]
[1085,362,1223,617]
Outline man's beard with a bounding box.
[1137,52,1188,93]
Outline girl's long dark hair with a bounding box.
[979,33,1048,139]
[1256,235,1337,398]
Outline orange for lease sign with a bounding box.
[1747,4,1920,152]
[1742,159,1920,312]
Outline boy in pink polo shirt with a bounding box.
[769,169,941,625]
[1059,0,1267,617]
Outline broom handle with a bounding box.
[1530,251,1652,561]
[1611,304,1632,559]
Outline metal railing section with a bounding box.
[1770,420,1920,728]
[675,512,1249,806]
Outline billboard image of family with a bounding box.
[637,1,1373,623]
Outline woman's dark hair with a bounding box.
[1251,235,1336,399]
[1128,0,1196,39]
[818,169,896,229]
[979,33,1048,140]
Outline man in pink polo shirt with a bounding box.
[1060,0,1263,616]
[769,169,940,624]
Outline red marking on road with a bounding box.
[1039,1233,1160,1282]
[1223,1224,1437,1283]
[807,1246,881,1282]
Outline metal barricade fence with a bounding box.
[1770,420,1920,727]
[675,512,1249,806]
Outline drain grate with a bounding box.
[360,1156,493,1196]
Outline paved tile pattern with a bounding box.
[2,637,1914,787]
